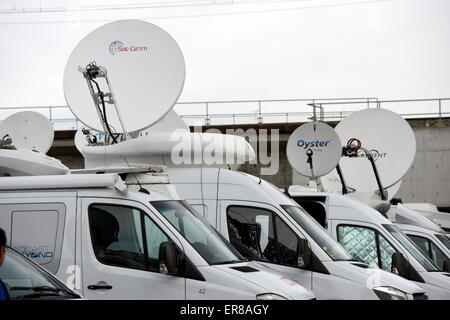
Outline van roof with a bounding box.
[217,169,296,206]
[289,189,394,226]
[0,173,174,203]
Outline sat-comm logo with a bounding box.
[109,40,148,55]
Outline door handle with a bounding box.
[88,282,113,290]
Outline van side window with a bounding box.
[430,242,447,271]
[226,206,300,267]
[89,204,169,273]
[144,216,169,269]
[337,225,397,271]
[408,235,447,271]
[378,234,396,271]
[292,198,327,228]
[408,235,430,256]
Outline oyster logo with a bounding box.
[297,139,331,149]
[109,40,124,55]
[109,40,148,55]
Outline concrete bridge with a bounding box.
[48,117,450,212]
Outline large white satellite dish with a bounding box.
[64,19,185,137]
[286,122,342,178]
[0,111,54,153]
[328,108,416,194]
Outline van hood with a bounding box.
[325,261,426,295]
[212,261,315,300]
[420,271,450,293]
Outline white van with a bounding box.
[0,173,315,300]
[288,189,450,299]
[386,203,450,271]
[398,223,450,272]
[154,167,427,300]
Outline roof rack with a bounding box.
[70,163,170,185]
[0,173,126,192]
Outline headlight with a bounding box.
[373,287,413,300]
[256,293,288,300]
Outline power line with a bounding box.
[0,0,392,25]
[0,0,214,14]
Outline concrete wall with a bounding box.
[396,127,450,208]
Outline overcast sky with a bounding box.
[0,0,449,118]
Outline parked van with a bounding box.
[0,173,315,300]
[385,203,450,271]
[150,167,427,300]
[287,188,450,299]
[398,224,450,272]
[400,203,450,233]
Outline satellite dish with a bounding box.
[286,122,342,178]
[0,111,54,153]
[330,108,415,193]
[320,170,402,201]
[63,19,185,136]
[135,110,189,137]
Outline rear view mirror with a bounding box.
[297,238,312,269]
[159,241,179,275]
[391,252,423,282]
[444,260,450,273]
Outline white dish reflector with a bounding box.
[0,111,54,153]
[63,19,185,134]
[322,108,416,194]
[286,122,342,178]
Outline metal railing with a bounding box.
[0,97,449,130]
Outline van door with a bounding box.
[0,195,76,281]
[218,200,313,290]
[79,198,186,299]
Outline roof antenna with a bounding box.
[123,157,150,194]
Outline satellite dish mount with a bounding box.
[337,137,387,201]
[79,61,127,145]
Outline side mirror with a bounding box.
[297,238,312,269]
[391,252,408,276]
[159,241,179,275]
[391,252,423,282]
[444,260,450,273]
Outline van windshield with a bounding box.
[382,224,439,271]
[0,247,79,300]
[281,205,353,261]
[151,201,246,265]
[435,234,450,251]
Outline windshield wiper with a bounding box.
[10,285,78,298]
[10,285,61,292]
